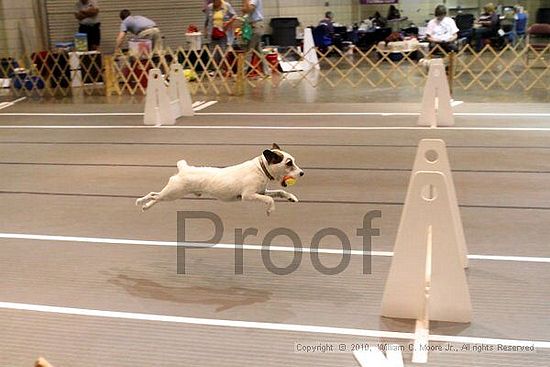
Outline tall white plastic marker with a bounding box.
[144,69,175,126]
[167,63,194,118]
[144,65,194,126]
[380,139,472,364]
[418,59,454,127]
[408,139,468,267]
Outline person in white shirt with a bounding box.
[426,5,459,52]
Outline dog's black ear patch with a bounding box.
[263,149,283,164]
[272,143,282,150]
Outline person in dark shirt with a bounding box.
[74,0,100,50]
[319,11,335,34]
[473,3,500,51]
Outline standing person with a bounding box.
[115,9,163,52]
[205,0,237,49]
[242,0,264,52]
[205,0,237,67]
[74,0,100,50]
[510,5,528,44]
[426,5,459,52]
[242,0,265,75]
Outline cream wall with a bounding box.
[264,0,356,35]
[0,0,45,58]
[0,0,548,57]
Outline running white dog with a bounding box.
[136,143,304,215]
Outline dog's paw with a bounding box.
[287,194,299,202]
[266,206,275,216]
[135,198,143,206]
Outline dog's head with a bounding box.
[263,143,304,187]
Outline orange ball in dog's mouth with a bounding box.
[282,175,296,187]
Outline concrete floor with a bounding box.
[0,96,549,366]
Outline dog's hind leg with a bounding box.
[141,177,191,211]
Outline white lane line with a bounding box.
[0,233,548,263]
[198,112,550,117]
[0,101,212,116]
[0,301,548,348]
[0,113,143,116]
[193,100,218,111]
[1,111,550,117]
[2,125,550,131]
[0,97,26,111]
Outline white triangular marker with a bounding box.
[418,59,454,127]
[144,69,175,126]
[381,171,472,323]
[168,63,194,118]
[409,139,468,267]
[302,27,320,71]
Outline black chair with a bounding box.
[331,26,349,50]
[455,13,474,46]
[401,26,419,37]
[356,27,392,51]
[536,8,550,24]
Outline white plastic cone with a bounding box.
[418,59,454,127]
[409,139,468,267]
[168,63,194,118]
[144,69,175,126]
[381,171,472,323]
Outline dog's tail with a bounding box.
[176,159,188,172]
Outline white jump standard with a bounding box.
[418,59,454,127]
[380,139,472,364]
[144,64,194,126]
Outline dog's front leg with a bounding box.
[242,192,276,216]
[265,189,299,203]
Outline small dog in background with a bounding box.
[136,143,304,215]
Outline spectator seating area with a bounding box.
[269,7,550,54]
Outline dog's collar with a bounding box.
[258,157,275,181]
